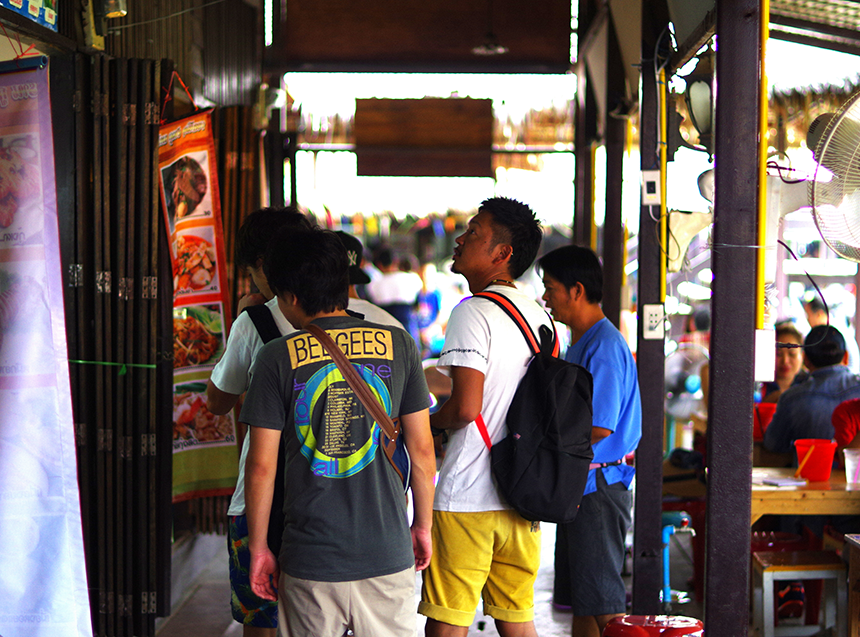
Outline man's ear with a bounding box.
[843,350,850,366]
[493,243,514,264]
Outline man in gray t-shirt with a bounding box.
[242,228,435,637]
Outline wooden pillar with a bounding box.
[704,0,760,633]
[602,21,626,328]
[631,0,669,614]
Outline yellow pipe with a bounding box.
[659,68,668,302]
[590,143,598,252]
[757,0,770,329]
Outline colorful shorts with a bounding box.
[228,514,279,628]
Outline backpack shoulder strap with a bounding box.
[473,291,550,356]
[244,304,281,344]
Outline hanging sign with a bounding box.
[0,0,58,31]
[0,59,91,637]
[158,110,238,502]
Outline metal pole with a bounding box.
[632,0,669,614]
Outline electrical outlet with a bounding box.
[641,170,661,206]
[642,303,665,340]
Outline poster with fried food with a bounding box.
[173,304,225,369]
[172,227,219,297]
[171,368,239,501]
[159,111,236,502]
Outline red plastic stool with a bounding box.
[603,615,704,636]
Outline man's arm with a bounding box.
[592,426,613,444]
[429,366,485,431]
[205,381,241,416]
[245,425,282,601]
[400,408,435,571]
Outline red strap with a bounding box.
[476,413,492,450]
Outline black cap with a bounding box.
[335,231,371,286]
[805,325,846,368]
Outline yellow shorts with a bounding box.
[418,510,541,627]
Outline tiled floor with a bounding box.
[155,525,703,637]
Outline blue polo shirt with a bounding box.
[565,318,642,495]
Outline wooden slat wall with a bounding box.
[105,0,260,108]
[62,53,170,637]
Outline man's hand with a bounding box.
[237,292,267,314]
[411,525,432,571]
[249,546,280,601]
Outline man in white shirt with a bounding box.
[419,197,547,637]
[207,207,313,637]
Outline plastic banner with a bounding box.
[158,111,238,501]
[0,0,58,31]
[0,63,91,636]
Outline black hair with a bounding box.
[775,322,804,345]
[805,296,827,315]
[537,244,603,303]
[375,247,394,269]
[263,227,350,316]
[693,307,711,332]
[479,197,542,279]
[236,207,314,268]
[804,325,846,368]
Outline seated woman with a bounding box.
[761,322,805,403]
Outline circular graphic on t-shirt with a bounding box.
[294,362,392,478]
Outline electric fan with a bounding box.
[808,91,860,262]
[665,343,709,420]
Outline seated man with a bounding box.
[764,325,860,456]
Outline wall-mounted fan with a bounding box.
[808,92,860,263]
[665,343,709,420]
[670,90,860,276]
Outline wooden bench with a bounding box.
[752,550,846,637]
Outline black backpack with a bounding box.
[244,305,288,554]
[473,292,594,524]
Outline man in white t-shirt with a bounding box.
[207,215,407,637]
[207,207,313,637]
[419,197,547,637]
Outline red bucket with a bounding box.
[753,403,777,441]
[794,438,836,482]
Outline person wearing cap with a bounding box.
[805,296,860,373]
[764,325,860,456]
[335,231,405,330]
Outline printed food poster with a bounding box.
[159,110,237,501]
[0,63,91,637]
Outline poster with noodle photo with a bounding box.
[159,110,236,502]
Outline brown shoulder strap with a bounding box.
[304,323,403,483]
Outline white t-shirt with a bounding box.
[433,284,552,512]
[366,271,422,305]
[211,296,405,516]
[348,297,406,330]
[210,297,296,516]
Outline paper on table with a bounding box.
[762,477,808,486]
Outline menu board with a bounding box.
[158,111,238,501]
[0,62,90,637]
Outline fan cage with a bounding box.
[810,90,860,263]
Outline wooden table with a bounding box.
[751,467,860,526]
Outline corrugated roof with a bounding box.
[770,0,860,55]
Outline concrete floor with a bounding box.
[155,525,703,637]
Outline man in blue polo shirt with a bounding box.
[539,245,642,637]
